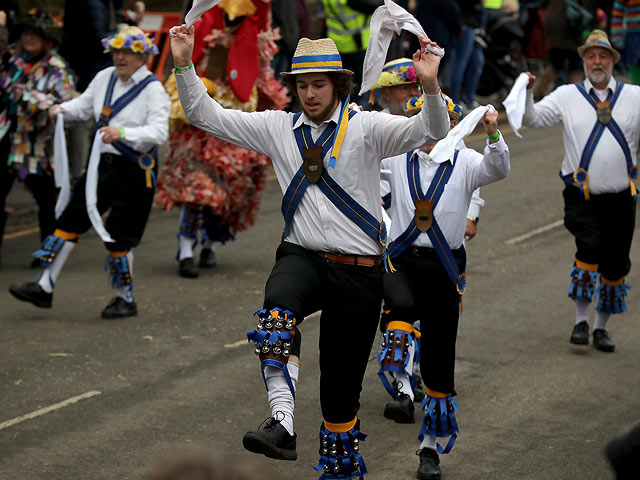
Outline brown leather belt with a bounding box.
[314,251,381,267]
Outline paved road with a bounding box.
[1,123,638,480]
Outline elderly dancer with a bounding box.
[170,24,449,478]
[523,29,640,352]
[9,26,170,319]
[379,95,509,479]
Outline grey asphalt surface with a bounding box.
[1,123,639,480]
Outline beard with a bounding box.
[586,68,609,85]
[303,97,339,123]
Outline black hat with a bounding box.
[15,9,62,46]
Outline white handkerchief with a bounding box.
[502,72,529,139]
[86,132,115,243]
[430,106,490,164]
[53,112,71,219]
[359,0,443,96]
[184,0,223,27]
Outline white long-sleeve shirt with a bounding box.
[175,67,449,255]
[382,137,510,250]
[60,65,170,156]
[522,76,640,195]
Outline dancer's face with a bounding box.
[381,83,422,115]
[583,47,614,88]
[296,73,339,123]
[112,49,147,82]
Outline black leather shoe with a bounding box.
[593,329,615,352]
[384,392,415,423]
[9,282,52,308]
[242,417,297,461]
[179,257,199,278]
[413,373,426,403]
[570,321,589,345]
[198,248,216,268]
[417,448,441,480]
[101,297,137,319]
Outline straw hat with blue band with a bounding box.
[577,29,620,63]
[282,38,354,168]
[368,57,419,104]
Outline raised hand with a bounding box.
[525,71,536,89]
[169,24,196,68]
[412,36,442,96]
[483,107,499,140]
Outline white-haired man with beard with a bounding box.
[523,29,640,353]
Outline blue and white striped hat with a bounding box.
[282,38,354,77]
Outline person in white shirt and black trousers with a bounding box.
[170,25,449,479]
[379,95,509,480]
[523,29,639,353]
[9,26,170,319]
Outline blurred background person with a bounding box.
[0,9,75,265]
[611,0,640,85]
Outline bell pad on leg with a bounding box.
[32,232,76,267]
[418,393,459,454]
[248,308,297,397]
[105,254,132,289]
[377,321,418,398]
[314,423,368,479]
[568,263,598,302]
[596,279,630,314]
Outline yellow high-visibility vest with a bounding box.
[322,0,370,54]
[484,0,504,9]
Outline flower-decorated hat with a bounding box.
[404,94,464,121]
[368,58,418,104]
[577,29,620,63]
[281,38,354,77]
[101,26,159,56]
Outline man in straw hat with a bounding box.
[377,94,509,479]
[9,26,170,319]
[522,29,640,353]
[170,27,449,478]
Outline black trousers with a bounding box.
[263,241,383,424]
[57,153,155,252]
[0,134,57,245]
[383,247,465,395]
[563,185,636,280]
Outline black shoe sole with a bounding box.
[9,286,52,308]
[198,259,216,268]
[101,309,138,320]
[570,336,589,345]
[383,403,415,424]
[594,343,615,353]
[179,269,199,278]
[417,469,442,480]
[242,432,297,461]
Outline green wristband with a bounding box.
[174,64,194,75]
[119,127,125,139]
[488,130,500,141]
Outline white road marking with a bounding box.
[505,220,564,246]
[0,390,102,431]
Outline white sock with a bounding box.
[202,238,214,250]
[265,362,299,436]
[594,311,610,331]
[575,300,590,326]
[178,235,194,261]
[116,251,134,303]
[393,339,415,400]
[38,241,75,293]
[420,434,437,452]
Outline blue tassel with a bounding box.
[32,234,67,268]
[568,266,598,302]
[418,394,460,454]
[377,328,416,398]
[105,255,132,289]
[596,282,631,314]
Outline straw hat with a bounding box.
[577,29,620,63]
[101,26,159,56]
[281,38,354,77]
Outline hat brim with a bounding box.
[16,22,60,46]
[281,67,354,77]
[577,44,621,63]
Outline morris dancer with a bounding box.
[170,25,448,478]
[522,29,640,352]
[9,26,170,319]
[380,95,509,479]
